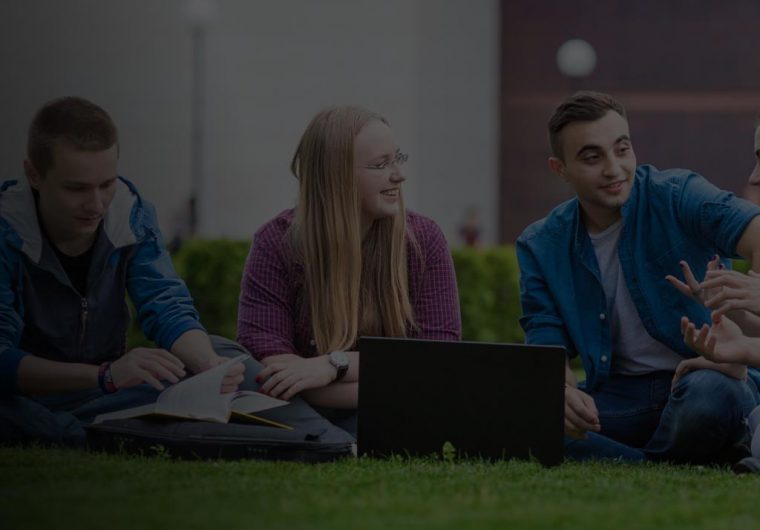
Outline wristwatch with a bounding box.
[328,351,350,381]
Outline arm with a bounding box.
[126,204,241,391]
[126,202,205,351]
[676,174,760,261]
[516,237,598,438]
[237,220,353,403]
[735,215,760,270]
[0,242,184,395]
[236,221,299,360]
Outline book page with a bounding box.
[230,392,288,414]
[154,354,248,423]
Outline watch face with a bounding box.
[330,350,350,367]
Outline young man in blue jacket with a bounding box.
[517,91,760,463]
[0,97,245,444]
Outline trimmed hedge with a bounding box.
[128,242,525,347]
[127,242,754,350]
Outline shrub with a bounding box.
[452,247,523,342]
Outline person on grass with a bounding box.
[0,97,246,445]
[236,106,461,435]
[517,91,760,463]
[676,120,760,471]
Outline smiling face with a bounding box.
[25,141,118,254]
[353,119,407,228]
[549,110,637,233]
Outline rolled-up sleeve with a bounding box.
[677,173,760,257]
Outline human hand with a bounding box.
[665,256,722,305]
[111,348,187,391]
[701,269,760,318]
[564,385,601,439]
[197,356,245,393]
[680,314,753,367]
[256,355,336,401]
[672,354,747,391]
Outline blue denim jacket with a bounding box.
[0,177,204,393]
[517,165,760,390]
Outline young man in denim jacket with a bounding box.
[0,97,245,444]
[517,91,760,463]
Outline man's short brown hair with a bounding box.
[548,91,626,160]
[27,96,118,176]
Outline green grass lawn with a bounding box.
[2,448,759,530]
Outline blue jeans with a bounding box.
[565,369,760,463]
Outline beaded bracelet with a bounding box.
[97,361,118,394]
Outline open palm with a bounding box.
[682,315,750,365]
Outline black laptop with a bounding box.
[357,337,566,466]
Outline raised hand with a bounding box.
[665,255,721,305]
[701,269,760,318]
[680,314,754,367]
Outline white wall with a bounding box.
[0,0,499,245]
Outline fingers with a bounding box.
[148,349,186,370]
[705,287,744,309]
[139,370,165,391]
[703,269,748,287]
[680,315,690,336]
[281,381,306,401]
[681,320,697,350]
[564,419,588,440]
[268,373,300,399]
[114,348,188,389]
[679,261,701,292]
[565,387,600,435]
[665,275,693,298]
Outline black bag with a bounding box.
[86,417,354,462]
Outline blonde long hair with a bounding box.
[290,106,416,354]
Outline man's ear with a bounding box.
[23,159,42,190]
[548,157,566,179]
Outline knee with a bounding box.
[673,369,756,427]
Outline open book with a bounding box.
[93,354,291,429]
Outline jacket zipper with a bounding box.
[79,297,89,345]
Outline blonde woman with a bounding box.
[236,107,461,429]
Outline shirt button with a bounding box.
[599,313,606,320]
[309,339,316,346]
[601,355,608,363]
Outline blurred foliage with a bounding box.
[451,246,523,343]
[732,259,750,274]
[127,241,526,348]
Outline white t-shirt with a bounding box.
[589,219,683,374]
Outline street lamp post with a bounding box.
[183,0,216,238]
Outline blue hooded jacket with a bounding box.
[0,177,204,394]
